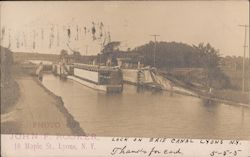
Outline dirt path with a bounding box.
[1,76,84,135]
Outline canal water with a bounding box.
[42,74,250,139]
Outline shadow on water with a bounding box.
[201,97,248,132]
[201,98,220,115]
[136,85,164,95]
[202,98,219,107]
[240,106,246,127]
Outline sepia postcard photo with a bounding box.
[0,0,249,156]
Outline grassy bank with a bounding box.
[1,78,20,114]
[1,47,20,114]
[210,89,249,105]
[160,71,249,105]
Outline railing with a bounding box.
[73,63,121,72]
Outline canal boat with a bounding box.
[67,63,123,93]
[116,58,164,90]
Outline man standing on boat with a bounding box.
[36,62,43,81]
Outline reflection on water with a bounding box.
[42,74,250,139]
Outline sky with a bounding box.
[0,1,249,56]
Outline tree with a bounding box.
[127,41,229,89]
[193,43,230,89]
[101,41,120,54]
[132,41,201,69]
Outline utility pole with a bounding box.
[150,34,160,67]
[238,25,249,92]
[57,25,60,47]
[85,45,88,55]
[99,42,103,67]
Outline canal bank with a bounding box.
[1,65,85,135]
[159,72,250,106]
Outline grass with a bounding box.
[1,77,20,114]
[211,89,249,104]
[160,70,250,105]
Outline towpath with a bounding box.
[1,75,80,135]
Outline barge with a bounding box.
[53,63,123,93]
